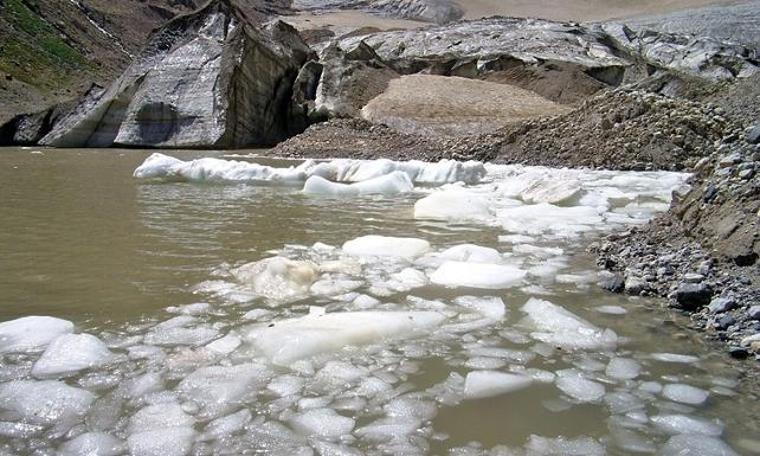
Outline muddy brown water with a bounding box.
[0,147,758,455]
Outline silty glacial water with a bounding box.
[0,148,758,455]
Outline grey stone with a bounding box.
[683,273,705,283]
[40,0,313,149]
[715,315,736,330]
[707,297,736,313]
[625,276,649,295]
[748,306,760,320]
[674,282,713,311]
[598,273,625,293]
[746,126,760,144]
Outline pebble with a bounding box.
[707,297,736,314]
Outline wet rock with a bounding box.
[673,282,713,311]
[715,315,736,330]
[624,276,648,295]
[728,346,749,359]
[40,0,312,149]
[598,273,625,293]
[707,297,736,314]
[746,126,760,144]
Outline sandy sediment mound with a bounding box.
[361,74,570,136]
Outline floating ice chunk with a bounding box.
[464,371,532,399]
[200,409,251,441]
[512,244,564,258]
[132,153,183,179]
[246,310,445,366]
[204,332,242,355]
[520,298,618,351]
[303,172,413,196]
[651,414,724,436]
[454,296,506,320]
[352,294,380,309]
[662,384,709,405]
[342,236,431,260]
[233,257,319,301]
[268,375,305,397]
[312,440,363,456]
[556,370,606,403]
[651,353,700,364]
[413,190,491,220]
[430,262,526,289]
[660,434,738,456]
[499,204,604,236]
[143,324,218,347]
[438,244,502,263]
[127,372,164,400]
[390,268,428,290]
[177,364,272,419]
[0,316,74,354]
[0,380,95,426]
[595,305,628,315]
[32,333,114,379]
[308,158,486,185]
[605,358,641,381]
[499,234,536,244]
[133,153,308,185]
[166,302,212,316]
[354,417,422,442]
[129,403,195,432]
[59,432,124,456]
[127,427,196,456]
[288,408,355,440]
[311,279,363,296]
[520,179,581,204]
[243,308,272,321]
[526,435,605,456]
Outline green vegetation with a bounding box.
[0,0,89,89]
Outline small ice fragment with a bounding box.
[0,316,74,354]
[662,384,709,405]
[438,244,502,263]
[205,333,242,355]
[303,172,413,196]
[246,310,445,365]
[556,370,606,402]
[454,296,506,320]
[430,262,526,289]
[342,235,431,259]
[595,305,628,315]
[520,298,618,351]
[233,257,319,301]
[525,435,605,455]
[0,380,95,426]
[605,358,641,381]
[129,403,195,432]
[463,371,532,399]
[127,427,196,456]
[200,409,252,441]
[59,432,124,456]
[651,414,724,436]
[32,333,114,379]
[177,364,272,419]
[413,190,491,221]
[288,408,355,439]
[660,434,738,456]
[651,353,700,364]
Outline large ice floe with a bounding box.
[133,154,486,192]
[1,158,744,455]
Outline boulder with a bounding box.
[40,0,313,149]
[673,282,713,311]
